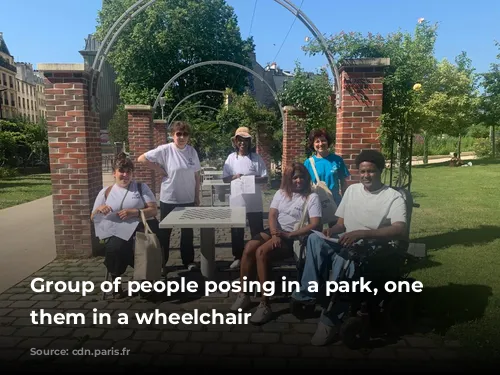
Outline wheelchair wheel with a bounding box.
[383,289,415,335]
[340,316,366,350]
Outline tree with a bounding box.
[216,89,282,162]
[414,57,479,160]
[278,62,336,142]
[303,21,439,186]
[95,0,253,116]
[480,41,500,158]
[107,106,128,144]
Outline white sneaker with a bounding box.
[230,293,251,312]
[186,263,198,271]
[249,302,273,325]
[229,259,241,269]
[311,321,338,346]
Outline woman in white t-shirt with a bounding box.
[222,126,268,270]
[230,162,322,325]
[137,121,201,272]
[91,153,158,298]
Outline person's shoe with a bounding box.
[186,263,198,271]
[230,293,251,312]
[229,259,240,269]
[249,302,273,325]
[311,321,338,346]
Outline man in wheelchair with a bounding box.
[291,149,408,346]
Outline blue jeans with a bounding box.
[291,232,355,327]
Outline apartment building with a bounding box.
[0,32,17,120]
[0,32,46,122]
[16,62,46,122]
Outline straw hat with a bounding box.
[231,126,252,146]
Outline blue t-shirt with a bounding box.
[304,153,350,205]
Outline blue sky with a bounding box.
[1,0,499,77]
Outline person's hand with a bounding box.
[96,205,113,215]
[271,235,282,249]
[234,174,242,180]
[339,230,366,247]
[118,208,138,221]
[322,227,330,237]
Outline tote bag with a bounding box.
[134,210,163,281]
[309,157,338,224]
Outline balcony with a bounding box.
[0,57,16,73]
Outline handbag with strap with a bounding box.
[133,210,163,281]
[309,157,338,224]
[292,194,311,262]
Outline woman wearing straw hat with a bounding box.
[222,126,268,269]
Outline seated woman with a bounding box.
[230,162,322,324]
[291,149,407,346]
[91,153,158,298]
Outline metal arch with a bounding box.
[169,105,219,125]
[89,0,342,111]
[152,61,284,127]
[166,89,225,124]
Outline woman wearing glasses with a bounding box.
[137,121,201,272]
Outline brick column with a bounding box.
[42,68,102,258]
[256,123,272,187]
[282,106,306,169]
[126,105,155,192]
[335,58,389,184]
[152,119,167,197]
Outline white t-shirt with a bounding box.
[92,181,156,241]
[144,143,201,204]
[222,152,268,213]
[335,183,407,232]
[270,190,322,232]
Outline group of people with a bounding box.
[91,122,408,347]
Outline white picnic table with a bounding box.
[159,206,246,279]
[201,179,230,206]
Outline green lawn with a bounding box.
[0,173,52,209]
[408,159,500,360]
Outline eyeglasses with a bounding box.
[175,132,189,137]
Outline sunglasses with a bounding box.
[175,132,189,137]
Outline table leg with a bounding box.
[200,227,215,279]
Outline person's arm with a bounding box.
[137,153,168,178]
[340,178,348,196]
[222,174,242,183]
[141,202,157,219]
[327,217,346,236]
[288,216,322,239]
[268,208,279,235]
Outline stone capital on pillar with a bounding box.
[335,58,390,185]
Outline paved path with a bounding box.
[1,167,494,370]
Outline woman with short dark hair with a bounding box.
[304,128,350,207]
[91,152,158,298]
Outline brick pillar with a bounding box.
[335,58,389,184]
[152,119,167,197]
[256,123,272,187]
[282,106,306,169]
[126,105,155,192]
[43,68,102,258]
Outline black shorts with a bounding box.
[251,228,295,250]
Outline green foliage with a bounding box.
[473,137,500,158]
[95,0,253,116]
[108,106,129,144]
[480,42,500,126]
[467,123,491,138]
[412,135,475,156]
[277,62,336,138]
[0,117,48,170]
[216,90,282,162]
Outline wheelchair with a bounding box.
[289,187,421,349]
